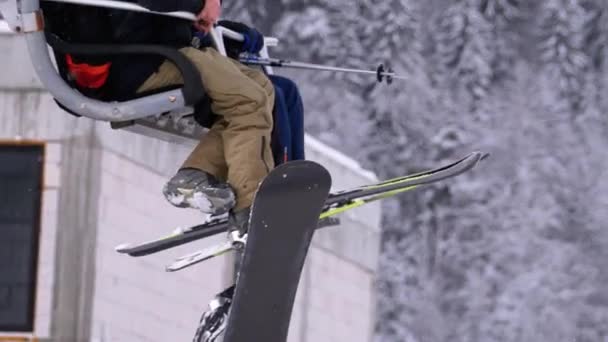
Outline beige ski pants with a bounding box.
[138,47,275,210]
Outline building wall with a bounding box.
[0,28,381,342]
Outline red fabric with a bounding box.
[65,54,111,89]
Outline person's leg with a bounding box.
[228,62,291,165]
[269,84,292,164]
[219,57,276,210]
[183,119,228,181]
[268,75,305,160]
[137,47,275,213]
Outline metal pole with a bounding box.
[239,56,407,83]
[42,0,197,21]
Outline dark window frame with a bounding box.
[0,141,45,333]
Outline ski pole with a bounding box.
[239,56,406,84]
[217,25,405,84]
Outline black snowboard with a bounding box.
[223,160,332,342]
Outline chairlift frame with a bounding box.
[0,0,279,143]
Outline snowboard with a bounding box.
[222,160,332,342]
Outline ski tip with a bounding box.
[174,251,202,262]
[115,243,132,253]
[467,151,489,166]
[165,264,185,273]
[172,227,187,235]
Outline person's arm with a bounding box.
[195,0,221,32]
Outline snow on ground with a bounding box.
[305,134,377,182]
[0,20,11,34]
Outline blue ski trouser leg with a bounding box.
[270,75,305,161]
[270,82,292,164]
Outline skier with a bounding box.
[128,1,270,233]
[43,0,307,233]
[154,14,306,231]
[178,20,308,342]
[52,0,278,232]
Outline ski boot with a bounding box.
[163,168,235,216]
[225,207,251,257]
[192,286,235,342]
[228,207,250,236]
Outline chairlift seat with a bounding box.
[0,0,279,144]
[39,2,218,141]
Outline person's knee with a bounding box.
[249,82,273,110]
[230,82,274,128]
[251,70,275,100]
[237,69,274,109]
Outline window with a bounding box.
[0,144,44,332]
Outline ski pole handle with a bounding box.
[215,25,279,47]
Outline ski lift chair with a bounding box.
[0,0,278,144]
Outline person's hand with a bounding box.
[195,0,222,33]
[218,20,265,59]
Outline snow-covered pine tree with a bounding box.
[359,3,465,342]
[222,0,269,31]
[270,1,372,152]
[221,2,608,341]
[580,0,608,117]
[355,0,429,171]
[433,0,495,109]
[538,0,592,113]
[478,0,524,81]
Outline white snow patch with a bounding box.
[305,134,378,182]
[167,193,187,206]
[172,227,187,235]
[0,21,11,34]
[114,243,132,251]
[188,192,212,212]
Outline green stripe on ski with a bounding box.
[351,154,473,190]
[320,185,419,219]
[366,173,428,190]
[327,153,478,203]
[320,153,484,219]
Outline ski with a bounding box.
[332,152,484,198]
[115,219,228,255]
[222,160,331,342]
[165,240,236,272]
[166,217,341,273]
[116,151,485,257]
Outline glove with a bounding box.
[218,20,265,59]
